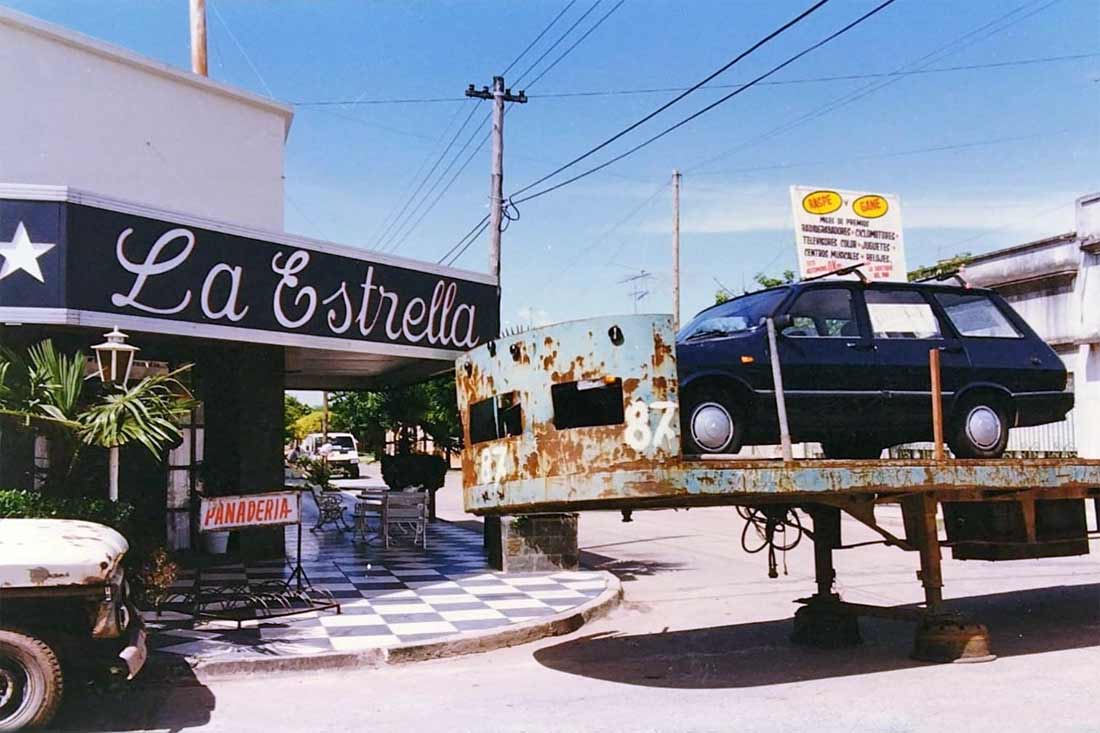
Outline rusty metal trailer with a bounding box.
[455,315,1100,662]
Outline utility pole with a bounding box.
[189,0,208,76]
[672,169,682,330]
[466,77,527,282]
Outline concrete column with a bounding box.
[488,513,579,573]
[200,342,285,558]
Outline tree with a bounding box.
[754,269,797,289]
[330,374,461,458]
[283,394,312,445]
[292,410,327,441]
[715,269,798,304]
[908,253,972,282]
[0,340,193,495]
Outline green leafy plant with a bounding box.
[299,456,336,493]
[78,367,195,456]
[137,546,179,609]
[0,340,194,494]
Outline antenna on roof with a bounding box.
[801,262,869,283]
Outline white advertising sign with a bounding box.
[790,186,906,282]
[200,491,301,532]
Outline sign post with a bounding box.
[790,186,906,282]
[193,490,339,624]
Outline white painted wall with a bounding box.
[0,7,292,231]
[966,193,1100,457]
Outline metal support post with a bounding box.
[766,318,793,462]
[672,169,681,331]
[930,348,945,461]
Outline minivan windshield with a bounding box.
[678,288,789,342]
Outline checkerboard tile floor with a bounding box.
[145,505,607,661]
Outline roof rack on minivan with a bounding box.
[915,269,971,288]
[801,262,869,283]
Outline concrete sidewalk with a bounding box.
[142,478,619,679]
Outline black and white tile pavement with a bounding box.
[145,507,607,661]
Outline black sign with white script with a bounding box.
[0,199,499,351]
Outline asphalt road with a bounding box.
[52,470,1100,732]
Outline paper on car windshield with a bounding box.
[867,302,940,338]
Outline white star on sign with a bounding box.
[0,222,55,283]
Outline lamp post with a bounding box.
[91,327,139,502]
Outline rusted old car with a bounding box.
[0,519,146,731]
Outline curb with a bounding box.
[140,572,622,684]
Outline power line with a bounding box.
[513,0,900,206]
[365,101,471,245]
[439,215,491,265]
[374,102,481,251]
[688,0,1065,173]
[512,0,605,86]
[530,52,1100,98]
[385,114,493,254]
[525,0,627,88]
[209,1,276,98]
[693,126,1079,176]
[692,0,1069,279]
[290,52,1099,106]
[509,0,834,200]
[370,3,582,256]
[503,0,579,76]
[432,1,626,263]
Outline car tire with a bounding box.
[820,439,883,460]
[949,396,1010,458]
[0,628,63,732]
[348,464,360,479]
[681,390,746,455]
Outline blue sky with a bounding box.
[5,0,1098,344]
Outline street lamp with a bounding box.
[91,327,139,501]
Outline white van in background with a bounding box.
[300,432,361,478]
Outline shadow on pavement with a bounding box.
[47,659,215,732]
[534,582,1100,688]
[580,549,687,582]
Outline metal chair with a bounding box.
[381,492,428,549]
[308,486,348,532]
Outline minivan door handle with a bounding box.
[939,344,963,354]
[1030,355,1043,366]
[846,341,874,351]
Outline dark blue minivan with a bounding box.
[676,280,1073,459]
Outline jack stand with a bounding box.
[912,615,995,663]
[791,506,860,648]
[791,593,862,648]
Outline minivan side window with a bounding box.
[935,292,1023,338]
[782,287,857,338]
[866,289,942,339]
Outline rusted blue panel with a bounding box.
[456,315,1100,515]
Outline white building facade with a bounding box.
[0,6,292,231]
[965,192,1100,458]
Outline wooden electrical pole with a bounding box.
[672,169,682,330]
[190,0,208,76]
[466,77,527,282]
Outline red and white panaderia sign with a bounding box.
[199,491,301,532]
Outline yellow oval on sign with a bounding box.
[852,194,889,219]
[802,190,842,215]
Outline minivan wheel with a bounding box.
[949,398,1009,458]
[0,628,63,731]
[682,392,745,455]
